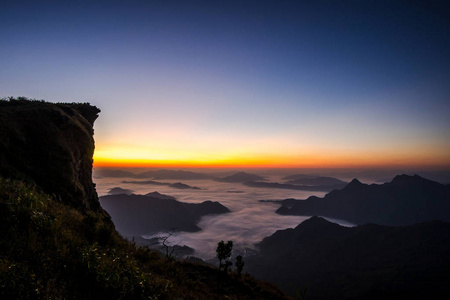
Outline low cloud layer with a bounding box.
[96,174,354,259]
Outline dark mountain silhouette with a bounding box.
[107,187,134,195]
[170,182,201,189]
[122,180,201,189]
[137,169,214,180]
[123,179,167,185]
[94,169,215,180]
[285,176,347,186]
[282,173,319,181]
[244,181,345,192]
[94,169,139,178]
[246,216,450,299]
[277,174,450,226]
[145,191,176,200]
[215,171,266,183]
[99,194,230,236]
[416,170,450,184]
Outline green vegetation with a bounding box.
[0,177,288,299]
[0,98,288,299]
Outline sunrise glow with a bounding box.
[2,1,449,172]
[93,144,450,169]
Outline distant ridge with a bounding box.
[122,180,201,190]
[107,187,134,195]
[215,171,266,183]
[94,169,138,178]
[244,180,346,192]
[285,176,347,186]
[281,173,316,181]
[145,191,176,200]
[94,169,215,180]
[277,174,450,226]
[138,169,214,180]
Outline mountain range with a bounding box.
[122,180,201,189]
[244,180,346,192]
[277,175,450,226]
[284,176,347,186]
[95,168,215,180]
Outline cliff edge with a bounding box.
[0,98,101,211]
[0,98,289,299]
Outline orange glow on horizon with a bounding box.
[93,141,450,170]
[93,155,450,170]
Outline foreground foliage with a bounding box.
[0,177,288,299]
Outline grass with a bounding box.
[0,177,289,299]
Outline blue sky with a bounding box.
[1,0,449,168]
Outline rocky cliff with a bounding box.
[0,98,101,211]
[0,98,289,299]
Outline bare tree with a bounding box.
[154,229,180,259]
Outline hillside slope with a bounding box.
[0,98,289,300]
[247,216,450,299]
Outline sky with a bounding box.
[1,0,449,169]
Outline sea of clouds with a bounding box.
[94,173,354,260]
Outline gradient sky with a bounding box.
[1,0,449,168]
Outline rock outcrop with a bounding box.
[0,98,101,211]
[0,98,289,300]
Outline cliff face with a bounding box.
[0,98,289,300]
[0,99,101,211]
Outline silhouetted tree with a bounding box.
[216,240,233,271]
[235,255,244,277]
[154,229,180,259]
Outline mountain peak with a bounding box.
[349,178,362,185]
[391,174,424,185]
[344,178,365,190]
[302,216,330,225]
[294,216,344,234]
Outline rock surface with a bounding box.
[0,99,101,211]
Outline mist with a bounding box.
[94,168,359,260]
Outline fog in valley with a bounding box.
[94,168,385,260]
